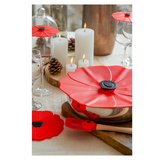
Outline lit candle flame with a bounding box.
[84,23,86,29]
[83,54,85,61]
[70,57,73,66]
[58,34,61,38]
[58,34,61,41]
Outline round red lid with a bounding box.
[112,12,132,23]
[32,25,59,37]
[32,111,64,141]
[59,66,132,109]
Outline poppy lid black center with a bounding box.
[125,13,130,17]
[99,80,117,90]
[32,121,43,127]
[38,27,45,30]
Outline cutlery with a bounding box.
[65,118,132,134]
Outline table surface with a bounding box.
[32,32,126,155]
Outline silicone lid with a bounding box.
[59,66,132,109]
[32,25,59,37]
[32,111,64,141]
[112,12,132,23]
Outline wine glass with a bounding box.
[122,22,132,68]
[32,41,54,97]
[123,43,132,68]
[32,49,42,110]
[123,22,132,41]
[115,21,131,66]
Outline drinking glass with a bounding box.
[123,22,132,42]
[32,49,42,110]
[115,21,131,67]
[32,46,54,97]
[122,22,132,68]
[124,43,132,68]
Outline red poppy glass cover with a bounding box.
[32,111,64,141]
[32,25,59,37]
[59,66,132,109]
[112,12,132,23]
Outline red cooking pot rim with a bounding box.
[59,66,132,109]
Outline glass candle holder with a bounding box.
[32,7,58,64]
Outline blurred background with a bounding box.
[32,4,132,32]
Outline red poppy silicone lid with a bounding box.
[32,111,64,141]
[32,25,59,37]
[59,66,132,109]
[112,12,132,23]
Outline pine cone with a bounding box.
[68,38,75,51]
[48,58,63,75]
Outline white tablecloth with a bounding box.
[32,32,126,155]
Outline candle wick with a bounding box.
[84,29,86,32]
[83,59,84,62]
[71,64,72,67]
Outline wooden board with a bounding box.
[44,65,66,88]
[44,57,104,88]
[61,101,132,155]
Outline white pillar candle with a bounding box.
[78,54,89,68]
[52,35,68,67]
[66,57,77,75]
[75,23,94,66]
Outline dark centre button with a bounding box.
[104,81,114,88]
[32,121,43,127]
[38,27,45,30]
[125,13,130,17]
[99,80,117,90]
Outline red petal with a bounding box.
[41,117,64,138]
[59,76,96,96]
[32,126,46,141]
[116,76,132,96]
[113,93,132,107]
[68,66,112,88]
[32,111,39,121]
[32,110,53,122]
[32,127,37,140]
[108,66,132,82]
[39,111,54,122]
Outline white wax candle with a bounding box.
[78,59,89,68]
[66,64,77,75]
[75,28,94,66]
[52,37,68,67]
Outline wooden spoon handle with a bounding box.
[96,124,132,134]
